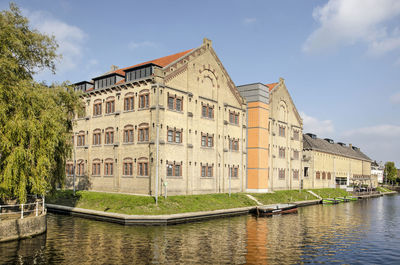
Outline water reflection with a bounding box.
[1,195,400,264]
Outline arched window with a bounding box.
[104,158,114,176]
[66,161,73,176]
[93,128,101,145]
[77,131,85,146]
[138,157,149,176]
[123,125,134,143]
[124,92,135,111]
[105,127,114,144]
[166,161,182,177]
[93,99,102,116]
[139,89,149,109]
[316,171,321,179]
[322,172,326,179]
[138,123,149,142]
[123,158,133,176]
[77,159,85,176]
[92,159,101,176]
[105,96,115,114]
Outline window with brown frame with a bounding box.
[293,150,299,160]
[201,164,213,177]
[293,169,299,180]
[77,131,85,146]
[279,169,285,179]
[139,91,149,108]
[92,160,101,176]
[76,160,84,176]
[229,138,239,151]
[166,162,182,177]
[123,159,133,176]
[327,172,331,180]
[167,93,183,111]
[279,125,286,137]
[123,126,134,143]
[124,94,134,111]
[105,128,114,144]
[229,111,239,125]
[93,129,101,145]
[66,163,74,176]
[138,158,149,176]
[322,172,326,179]
[167,128,182,143]
[293,130,299,140]
[104,160,113,176]
[316,171,321,179]
[201,103,214,119]
[201,133,214,147]
[105,98,115,114]
[279,147,285,158]
[93,101,102,116]
[138,123,149,142]
[230,166,239,178]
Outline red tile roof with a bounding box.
[114,49,194,75]
[265,82,278,91]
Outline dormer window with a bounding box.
[125,65,153,82]
[73,81,93,92]
[93,73,124,89]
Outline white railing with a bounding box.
[0,197,45,220]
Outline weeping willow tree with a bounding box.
[0,3,81,202]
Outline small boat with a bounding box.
[345,196,358,201]
[336,197,350,202]
[256,204,298,216]
[322,198,340,204]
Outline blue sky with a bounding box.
[2,0,400,166]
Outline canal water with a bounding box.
[1,194,400,264]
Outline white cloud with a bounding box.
[25,9,87,73]
[128,41,157,50]
[303,0,400,56]
[342,124,400,165]
[243,18,257,25]
[390,92,400,104]
[300,112,334,137]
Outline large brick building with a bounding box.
[68,39,247,195]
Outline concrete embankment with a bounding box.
[47,199,322,226]
[0,214,47,242]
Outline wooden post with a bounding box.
[21,204,24,219]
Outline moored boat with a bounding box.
[322,198,340,204]
[336,197,350,202]
[345,196,358,201]
[256,204,298,216]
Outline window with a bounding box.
[201,103,214,119]
[327,172,331,180]
[138,158,149,176]
[138,123,149,142]
[166,162,182,177]
[201,133,214,147]
[104,160,113,176]
[123,159,133,176]
[201,164,213,177]
[229,111,239,125]
[279,169,285,180]
[105,128,114,144]
[279,147,285,158]
[167,93,183,111]
[77,161,84,176]
[105,97,115,114]
[66,163,74,176]
[293,169,299,180]
[139,90,149,108]
[230,166,239,178]
[304,167,309,177]
[123,126,134,143]
[293,150,299,160]
[77,105,86,118]
[93,129,101,145]
[124,94,134,111]
[279,125,286,137]
[77,131,85,146]
[322,172,326,180]
[93,100,102,116]
[167,128,182,143]
[229,138,239,151]
[293,130,299,140]
[316,171,321,179]
[95,76,116,89]
[92,160,101,176]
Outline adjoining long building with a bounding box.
[68,38,247,195]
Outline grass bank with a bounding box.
[377,186,393,193]
[47,190,256,215]
[250,190,317,205]
[310,188,350,198]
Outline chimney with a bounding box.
[203,38,212,49]
[349,144,352,149]
[110,65,119,72]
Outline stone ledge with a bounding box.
[0,214,47,242]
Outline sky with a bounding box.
[2,0,400,167]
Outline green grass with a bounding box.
[310,188,350,198]
[47,190,256,215]
[377,186,393,193]
[250,190,317,205]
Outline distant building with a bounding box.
[371,161,384,183]
[237,78,303,192]
[302,134,372,189]
[68,38,247,195]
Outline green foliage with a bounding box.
[0,4,81,202]
[250,190,317,205]
[310,188,350,199]
[47,190,257,215]
[384,162,397,183]
[376,186,392,193]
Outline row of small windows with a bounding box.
[95,76,117,90]
[125,66,153,82]
[316,171,332,180]
[278,148,299,159]
[278,125,300,140]
[93,93,149,116]
[278,169,300,180]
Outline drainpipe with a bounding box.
[155,84,160,205]
[73,132,77,196]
